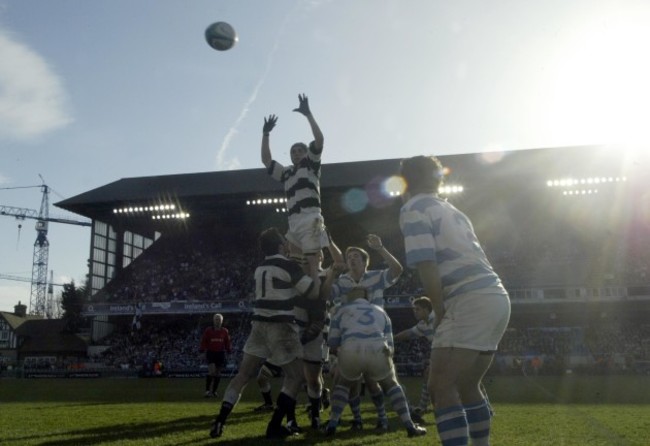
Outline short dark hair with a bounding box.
[290,142,308,152]
[400,155,444,194]
[259,227,285,256]
[345,246,369,267]
[412,296,433,313]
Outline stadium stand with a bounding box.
[3,146,648,377]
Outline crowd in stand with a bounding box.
[94,222,650,306]
[83,310,650,377]
[79,223,650,377]
[95,314,252,373]
[97,234,258,303]
[496,322,650,375]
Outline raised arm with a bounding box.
[325,231,344,265]
[367,234,403,281]
[261,114,277,169]
[394,327,416,342]
[293,94,323,152]
[321,232,346,301]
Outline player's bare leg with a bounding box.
[345,377,364,429]
[267,358,304,438]
[377,374,427,437]
[305,253,321,294]
[210,353,264,438]
[302,361,324,428]
[324,374,355,436]
[365,377,389,432]
[254,364,275,411]
[428,347,481,446]
[457,353,494,446]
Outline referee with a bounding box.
[200,313,232,397]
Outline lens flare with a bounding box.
[383,175,406,197]
[341,188,369,213]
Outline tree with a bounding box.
[60,281,84,333]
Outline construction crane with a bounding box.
[0,184,91,317]
[0,272,67,317]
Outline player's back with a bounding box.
[330,299,392,347]
[401,194,503,299]
[253,254,312,323]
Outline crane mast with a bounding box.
[31,185,50,317]
[0,184,91,317]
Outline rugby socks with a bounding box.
[418,382,430,411]
[465,399,491,446]
[307,387,322,421]
[286,395,297,425]
[259,381,274,405]
[216,401,234,424]
[349,394,363,423]
[435,405,469,446]
[386,384,416,429]
[270,392,295,428]
[370,389,388,425]
[205,375,213,392]
[262,390,273,406]
[327,384,349,427]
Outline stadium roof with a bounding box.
[54,145,644,236]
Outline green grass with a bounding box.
[1,376,649,445]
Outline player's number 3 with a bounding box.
[357,308,375,326]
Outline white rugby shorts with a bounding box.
[243,321,302,366]
[286,213,329,254]
[301,330,326,363]
[337,340,395,382]
[432,292,511,351]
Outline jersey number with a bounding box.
[357,308,375,326]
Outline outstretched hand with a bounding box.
[263,114,278,134]
[367,234,384,250]
[292,94,311,116]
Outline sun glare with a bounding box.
[542,9,650,146]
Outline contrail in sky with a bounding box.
[215,1,303,171]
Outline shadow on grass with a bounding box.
[2,414,214,446]
[205,424,402,446]
[1,397,425,446]
[0,410,330,446]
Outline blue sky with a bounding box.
[1,0,649,313]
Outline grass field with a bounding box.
[1,375,649,445]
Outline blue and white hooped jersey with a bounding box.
[331,269,398,307]
[399,193,506,302]
[410,311,436,343]
[328,298,394,350]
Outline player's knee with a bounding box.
[306,375,321,390]
[379,375,398,391]
[457,381,483,402]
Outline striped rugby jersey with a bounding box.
[331,269,399,308]
[409,311,436,343]
[253,254,314,323]
[268,141,322,216]
[328,298,394,350]
[399,193,506,302]
[294,267,328,327]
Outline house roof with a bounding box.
[15,319,87,354]
[0,312,41,330]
